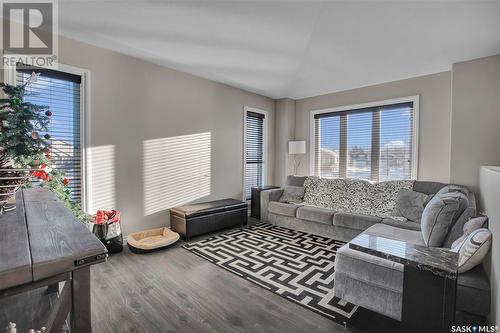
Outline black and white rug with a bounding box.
[183,223,358,325]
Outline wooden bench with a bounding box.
[170,199,247,241]
[0,188,107,333]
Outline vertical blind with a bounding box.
[17,66,82,202]
[245,111,265,200]
[314,102,414,181]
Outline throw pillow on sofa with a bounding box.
[421,191,469,247]
[451,228,492,273]
[450,216,489,249]
[392,189,434,222]
[279,185,305,204]
[437,184,470,196]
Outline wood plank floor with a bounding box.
[90,231,363,333]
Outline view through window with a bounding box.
[313,101,415,181]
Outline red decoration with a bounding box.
[31,169,48,181]
[63,178,70,186]
[95,210,121,225]
[45,110,52,116]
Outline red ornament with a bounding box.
[45,110,52,117]
[31,170,48,181]
[63,178,70,186]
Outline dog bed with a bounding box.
[127,227,180,254]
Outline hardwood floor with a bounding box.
[90,229,363,333]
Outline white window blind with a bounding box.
[245,111,265,200]
[17,65,83,202]
[314,101,414,181]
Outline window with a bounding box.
[245,110,265,200]
[17,65,83,202]
[312,98,417,181]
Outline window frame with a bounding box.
[5,63,91,211]
[242,106,268,201]
[309,96,419,180]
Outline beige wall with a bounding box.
[450,55,500,196]
[8,35,275,235]
[274,98,296,187]
[294,72,453,182]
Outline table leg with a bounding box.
[71,266,92,333]
[401,265,456,333]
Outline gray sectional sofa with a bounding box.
[260,175,490,324]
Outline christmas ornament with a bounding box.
[31,131,39,139]
[45,110,52,116]
[30,71,40,83]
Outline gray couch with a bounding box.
[260,176,490,324]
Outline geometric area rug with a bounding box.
[183,223,358,325]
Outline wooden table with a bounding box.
[0,188,107,333]
[349,233,458,333]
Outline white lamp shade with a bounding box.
[288,141,306,154]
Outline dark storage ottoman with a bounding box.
[170,199,248,240]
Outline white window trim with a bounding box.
[5,63,91,211]
[309,95,420,180]
[242,106,268,201]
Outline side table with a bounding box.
[250,186,280,219]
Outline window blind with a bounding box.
[314,102,414,181]
[17,66,82,202]
[245,111,265,200]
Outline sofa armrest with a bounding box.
[260,189,284,222]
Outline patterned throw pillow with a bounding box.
[303,177,414,218]
[279,185,305,204]
[451,228,492,273]
[450,216,488,249]
[392,189,434,222]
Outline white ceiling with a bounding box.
[58,1,500,99]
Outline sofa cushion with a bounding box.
[363,223,425,246]
[452,228,492,273]
[381,218,421,231]
[285,175,307,187]
[392,189,434,222]
[451,216,489,249]
[421,191,468,247]
[296,206,334,225]
[456,264,491,316]
[442,191,477,248]
[336,244,404,293]
[268,201,301,217]
[279,185,305,204]
[333,212,381,231]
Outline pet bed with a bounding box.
[127,227,179,254]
